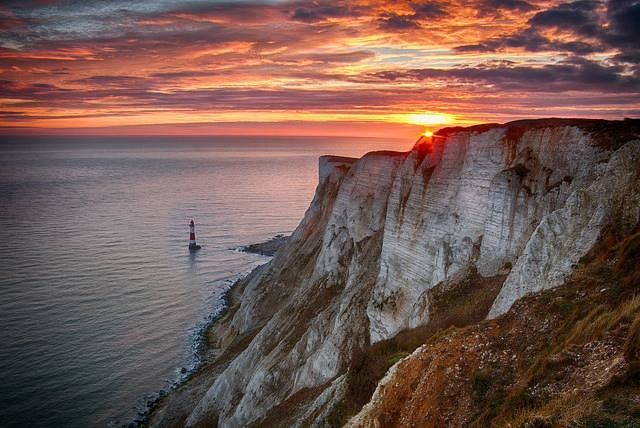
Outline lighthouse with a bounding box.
[188,219,201,251]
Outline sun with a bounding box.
[406,112,453,126]
[422,130,434,137]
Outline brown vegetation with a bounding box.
[345,227,640,427]
[331,269,506,425]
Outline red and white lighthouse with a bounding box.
[189,219,201,251]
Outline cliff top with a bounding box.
[319,155,358,163]
[434,117,640,150]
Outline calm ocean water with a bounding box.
[0,135,411,428]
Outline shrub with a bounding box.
[471,369,492,399]
[624,316,640,363]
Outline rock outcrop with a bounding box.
[150,119,640,428]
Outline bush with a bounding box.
[471,369,492,399]
[624,316,640,363]
[582,415,640,428]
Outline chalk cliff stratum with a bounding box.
[150,119,640,428]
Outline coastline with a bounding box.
[126,277,236,428]
[128,120,640,427]
[137,235,289,428]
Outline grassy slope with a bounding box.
[339,227,640,427]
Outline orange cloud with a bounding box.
[0,0,638,135]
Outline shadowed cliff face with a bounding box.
[152,119,640,428]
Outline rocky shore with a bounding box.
[241,234,290,257]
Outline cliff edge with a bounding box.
[149,118,640,428]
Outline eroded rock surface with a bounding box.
[150,119,640,428]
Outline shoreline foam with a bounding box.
[123,276,237,428]
[130,234,290,427]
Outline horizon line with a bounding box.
[0,133,412,140]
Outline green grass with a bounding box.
[387,351,410,366]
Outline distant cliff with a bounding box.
[149,118,640,428]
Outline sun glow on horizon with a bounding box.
[422,130,434,137]
[404,113,454,126]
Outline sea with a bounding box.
[0,135,411,428]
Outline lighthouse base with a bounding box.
[189,244,201,251]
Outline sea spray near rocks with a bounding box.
[124,267,266,428]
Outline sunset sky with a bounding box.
[0,0,638,137]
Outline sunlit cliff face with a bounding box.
[0,0,638,136]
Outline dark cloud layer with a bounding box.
[291,2,363,22]
[481,0,536,11]
[455,27,602,54]
[529,0,601,34]
[364,57,640,92]
[458,0,640,65]
[378,1,449,30]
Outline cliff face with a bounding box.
[185,151,406,427]
[369,122,639,338]
[151,119,640,428]
[346,226,640,427]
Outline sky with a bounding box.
[0,0,638,137]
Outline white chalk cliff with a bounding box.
[154,119,640,428]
